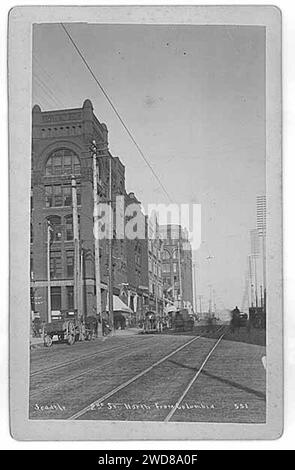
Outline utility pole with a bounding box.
[241,270,249,313]
[213,288,217,316]
[80,243,84,320]
[108,155,114,333]
[248,255,254,308]
[253,254,258,308]
[198,295,203,318]
[91,140,102,335]
[192,261,197,314]
[47,220,52,323]
[72,176,80,317]
[177,241,183,309]
[155,223,161,316]
[208,284,213,317]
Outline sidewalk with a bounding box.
[110,327,140,337]
[30,336,44,350]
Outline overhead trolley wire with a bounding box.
[60,23,173,204]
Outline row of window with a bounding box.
[149,281,163,298]
[50,250,74,279]
[148,257,161,277]
[162,262,179,274]
[47,215,80,242]
[49,286,74,310]
[45,184,81,208]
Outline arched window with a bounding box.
[162,249,170,261]
[172,249,178,259]
[45,148,81,176]
[47,215,62,242]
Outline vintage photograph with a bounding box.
[28,21,268,424]
[8,5,283,440]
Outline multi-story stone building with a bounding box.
[30,99,128,322]
[147,215,164,315]
[160,224,193,311]
[125,191,149,323]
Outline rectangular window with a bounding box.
[173,263,178,273]
[149,280,153,293]
[74,163,81,174]
[63,186,72,206]
[53,185,63,207]
[65,216,73,241]
[50,250,62,278]
[77,186,81,205]
[162,264,170,273]
[51,286,61,310]
[45,186,53,208]
[66,251,74,277]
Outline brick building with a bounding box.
[147,215,164,315]
[160,224,193,311]
[30,99,128,322]
[124,191,148,322]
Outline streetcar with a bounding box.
[172,309,194,333]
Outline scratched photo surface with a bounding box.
[29,23,266,423]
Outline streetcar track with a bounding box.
[164,331,226,422]
[30,340,159,398]
[66,325,227,421]
[30,336,153,377]
[30,325,224,377]
[67,335,202,420]
[31,326,226,398]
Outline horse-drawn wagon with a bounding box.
[43,310,95,347]
[142,311,163,334]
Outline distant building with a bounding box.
[160,224,193,311]
[147,215,164,315]
[30,100,128,322]
[125,192,149,323]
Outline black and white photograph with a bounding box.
[8,5,282,440]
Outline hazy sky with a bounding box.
[33,23,265,310]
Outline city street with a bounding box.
[29,327,266,423]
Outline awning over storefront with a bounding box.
[106,295,133,314]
